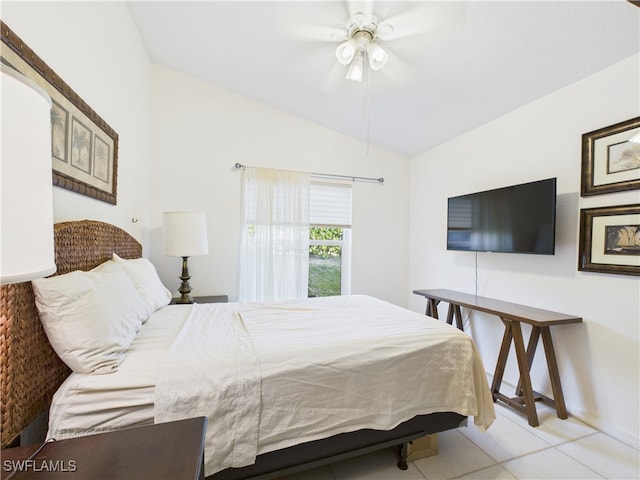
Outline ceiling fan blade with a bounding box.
[277,0,352,43]
[288,22,348,43]
[376,21,394,41]
[345,0,375,19]
[283,37,350,93]
[378,2,468,41]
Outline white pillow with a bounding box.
[112,253,172,317]
[32,261,149,374]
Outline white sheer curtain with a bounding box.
[239,167,311,302]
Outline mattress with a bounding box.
[48,295,495,476]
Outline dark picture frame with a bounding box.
[581,117,640,196]
[579,204,640,276]
[1,21,118,205]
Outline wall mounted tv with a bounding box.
[447,177,557,255]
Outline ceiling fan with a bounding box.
[333,11,394,82]
[284,1,468,89]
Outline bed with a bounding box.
[0,220,495,479]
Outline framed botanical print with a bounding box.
[578,204,640,276]
[1,21,118,205]
[581,117,640,196]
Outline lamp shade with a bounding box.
[0,66,56,284]
[163,211,209,257]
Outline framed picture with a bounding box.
[581,117,640,196]
[1,21,118,205]
[579,204,640,276]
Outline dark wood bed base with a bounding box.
[211,412,466,480]
[1,220,469,478]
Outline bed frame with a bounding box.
[0,219,466,478]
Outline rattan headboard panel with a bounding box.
[0,220,142,448]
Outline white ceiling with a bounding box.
[127,1,640,157]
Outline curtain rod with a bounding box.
[233,163,384,184]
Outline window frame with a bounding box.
[308,181,352,297]
[308,227,351,296]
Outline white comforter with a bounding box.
[154,295,495,476]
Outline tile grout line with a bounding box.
[551,431,631,480]
[460,430,611,480]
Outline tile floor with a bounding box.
[281,403,639,480]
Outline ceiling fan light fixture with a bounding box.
[353,30,372,50]
[367,42,388,71]
[345,50,365,82]
[351,12,371,29]
[376,23,394,41]
[336,39,357,65]
[335,12,391,81]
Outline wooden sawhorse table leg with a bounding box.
[426,298,440,318]
[541,327,569,419]
[514,326,569,420]
[491,319,539,426]
[425,299,464,331]
[491,320,570,427]
[446,303,464,331]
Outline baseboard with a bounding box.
[570,409,639,450]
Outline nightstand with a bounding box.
[1,417,207,479]
[170,295,228,304]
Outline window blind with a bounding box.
[310,182,352,227]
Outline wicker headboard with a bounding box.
[0,220,142,448]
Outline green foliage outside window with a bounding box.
[309,227,343,257]
[308,227,343,297]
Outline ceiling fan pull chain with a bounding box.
[365,64,372,155]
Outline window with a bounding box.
[308,183,352,297]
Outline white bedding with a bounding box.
[47,305,188,437]
[154,303,261,473]
[48,295,495,477]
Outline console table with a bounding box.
[413,289,582,427]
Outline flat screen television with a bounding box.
[447,177,557,255]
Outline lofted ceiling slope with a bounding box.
[127,1,640,157]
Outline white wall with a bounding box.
[148,64,410,305]
[2,2,153,246]
[408,54,640,447]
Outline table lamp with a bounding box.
[1,65,56,285]
[163,211,208,304]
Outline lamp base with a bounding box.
[176,256,193,304]
[174,294,193,304]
